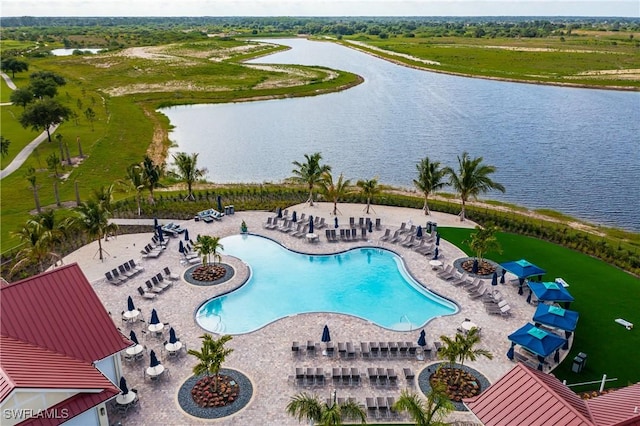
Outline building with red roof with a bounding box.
[465,363,640,426]
[0,263,131,426]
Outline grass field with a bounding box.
[438,227,640,390]
[342,34,640,88]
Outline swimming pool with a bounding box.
[195,234,457,334]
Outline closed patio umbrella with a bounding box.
[433,247,439,260]
[472,258,479,274]
[119,376,129,395]
[417,330,426,348]
[184,229,189,241]
[169,327,178,344]
[150,309,160,325]
[178,240,185,254]
[500,268,506,284]
[277,207,282,218]
[153,217,158,228]
[149,350,160,367]
[127,296,135,312]
[129,330,139,345]
[368,220,373,233]
[217,195,223,212]
[435,233,440,246]
[334,217,339,228]
[416,226,423,238]
[157,226,164,243]
[321,325,331,344]
[491,272,498,287]
[292,211,297,222]
[308,216,314,234]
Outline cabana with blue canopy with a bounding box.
[507,323,566,369]
[528,281,575,308]
[533,304,579,331]
[501,259,546,295]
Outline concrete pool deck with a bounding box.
[60,203,560,425]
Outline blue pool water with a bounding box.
[195,235,457,334]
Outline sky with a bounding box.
[1,0,638,18]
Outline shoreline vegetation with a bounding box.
[1,17,639,275]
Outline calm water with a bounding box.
[162,38,640,231]
[50,48,102,56]
[195,235,457,334]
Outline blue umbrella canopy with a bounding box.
[528,281,575,303]
[533,304,579,331]
[500,259,546,280]
[184,229,189,241]
[308,216,314,234]
[179,240,185,254]
[127,296,135,312]
[150,309,160,325]
[491,272,498,286]
[149,350,160,367]
[507,323,566,358]
[321,325,331,343]
[417,330,426,347]
[292,211,297,222]
[129,330,139,345]
[416,226,423,238]
[217,195,223,212]
[169,327,178,344]
[119,376,129,395]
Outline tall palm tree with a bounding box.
[291,153,331,206]
[72,197,118,261]
[413,157,447,215]
[25,166,41,214]
[286,392,367,426]
[194,235,223,266]
[141,155,164,204]
[356,177,380,214]
[320,171,351,216]
[443,152,505,221]
[10,219,61,276]
[188,334,233,392]
[172,152,207,201]
[393,385,454,426]
[118,164,146,216]
[92,184,114,212]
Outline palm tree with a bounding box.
[286,392,367,426]
[466,224,502,265]
[194,235,223,266]
[0,136,10,158]
[72,197,118,261]
[25,167,41,214]
[320,171,351,216]
[118,164,146,216]
[92,184,114,212]
[10,219,61,276]
[141,155,164,204]
[291,153,331,206]
[443,152,505,221]
[393,385,454,426]
[188,334,233,392]
[356,177,380,214]
[413,157,447,215]
[172,152,207,201]
[439,329,493,385]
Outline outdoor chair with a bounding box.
[389,230,401,244]
[375,218,381,230]
[317,217,326,228]
[105,271,121,285]
[349,217,355,227]
[163,267,179,281]
[397,222,407,234]
[137,286,156,299]
[119,264,135,279]
[129,259,144,272]
[379,228,391,242]
[146,280,163,294]
[155,273,171,290]
[325,229,332,242]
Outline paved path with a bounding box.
[0,72,62,180]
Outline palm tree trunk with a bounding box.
[97,234,104,261]
[366,197,371,214]
[54,181,61,207]
[33,187,41,213]
[307,185,314,206]
[460,199,466,221]
[136,193,141,216]
[423,194,431,215]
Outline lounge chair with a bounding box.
[360,228,367,241]
[417,243,435,256]
[406,224,416,236]
[137,286,156,299]
[317,217,326,229]
[401,235,415,248]
[119,264,135,279]
[466,280,484,294]
[397,222,407,234]
[163,267,179,281]
[340,229,346,241]
[375,218,381,230]
[450,273,468,287]
[379,228,391,242]
[469,285,487,299]
[358,217,365,229]
[123,262,140,277]
[145,280,163,294]
[129,259,144,273]
[297,213,306,223]
[437,265,456,280]
[389,230,401,244]
[111,268,127,283]
[154,273,171,290]
[105,271,121,285]
[263,217,273,229]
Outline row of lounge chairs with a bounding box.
[366,396,403,420]
[325,228,369,243]
[137,268,179,299]
[264,216,327,232]
[348,217,382,230]
[141,242,165,258]
[291,366,414,390]
[180,242,201,264]
[105,259,145,285]
[292,340,420,359]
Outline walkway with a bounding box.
[0,72,59,180]
[59,203,557,425]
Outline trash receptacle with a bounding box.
[426,221,432,233]
[229,205,234,215]
[572,355,585,373]
[224,206,230,215]
[577,352,587,369]
[432,222,438,233]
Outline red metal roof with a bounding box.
[464,363,594,426]
[0,335,118,401]
[1,263,130,362]
[586,383,640,426]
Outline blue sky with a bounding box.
[2,0,638,17]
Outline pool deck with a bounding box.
[61,203,566,425]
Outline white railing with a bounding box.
[563,374,617,392]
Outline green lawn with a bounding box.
[438,227,640,390]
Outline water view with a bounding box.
[162,38,640,231]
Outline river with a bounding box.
[161,38,640,232]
